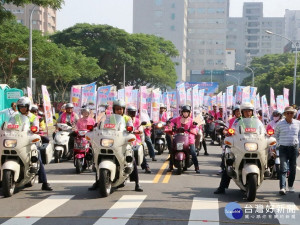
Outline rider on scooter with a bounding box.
[76,107,95,130]
[214,102,254,194]
[127,105,152,174]
[89,100,143,192]
[9,96,52,191]
[55,103,79,157]
[167,105,200,173]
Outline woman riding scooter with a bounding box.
[167,105,200,173]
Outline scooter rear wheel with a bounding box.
[2,170,15,197]
[246,174,257,202]
[99,169,112,197]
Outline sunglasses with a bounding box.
[285,112,294,115]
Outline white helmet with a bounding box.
[159,103,166,109]
[66,103,74,108]
[17,96,31,112]
[30,105,38,112]
[240,102,254,111]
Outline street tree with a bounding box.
[241,53,299,104]
[51,23,178,89]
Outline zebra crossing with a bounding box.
[0,194,299,225]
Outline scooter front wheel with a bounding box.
[75,158,83,174]
[99,169,112,197]
[246,174,257,202]
[177,161,183,175]
[54,150,60,163]
[156,144,164,155]
[2,170,16,197]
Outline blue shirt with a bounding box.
[275,119,300,146]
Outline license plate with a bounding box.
[245,128,256,133]
[177,143,184,150]
[104,124,115,129]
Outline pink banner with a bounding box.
[270,88,277,110]
[41,85,53,126]
[283,88,289,107]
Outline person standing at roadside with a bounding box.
[0,102,18,125]
[275,106,300,195]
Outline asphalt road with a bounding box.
[0,143,300,225]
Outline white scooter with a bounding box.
[53,123,73,163]
[0,123,49,197]
[87,114,143,197]
[224,117,276,201]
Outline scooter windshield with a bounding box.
[100,114,126,131]
[233,117,265,135]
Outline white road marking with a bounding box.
[2,195,74,225]
[188,197,220,225]
[93,195,147,225]
[269,201,299,225]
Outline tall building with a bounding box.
[285,9,300,41]
[227,2,285,67]
[3,3,56,34]
[186,0,229,82]
[133,0,188,82]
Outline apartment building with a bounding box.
[133,0,188,82]
[227,2,285,67]
[4,3,56,34]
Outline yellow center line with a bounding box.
[162,171,172,183]
[152,160,169,183]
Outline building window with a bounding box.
[215,59,224,65]
[207,59,214,65]
[171,3,175,8]
[155,0,163,6]
[171,13,175,20]
[215,49,224,55]
[154,22,162,29]
[207,49,214,55]
[17,19,23,24]
[197,8,206,14]
[32,20,37,25]
[170,25,175,31]
[154,10,163,17]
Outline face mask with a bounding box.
[273,116,280,122]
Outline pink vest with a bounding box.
[76,117,95,130]
[159,112,168,122]
[170,116,198,145]
[61,112,75,124]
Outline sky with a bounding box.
[57,0,300,33]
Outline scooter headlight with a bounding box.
[101,139,114,147]
[177,143,184,150]
[4,139,17,148]
[245,143,258,151]
[157,123,163,128]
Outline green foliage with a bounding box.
[0,0,64,23]
[51,23,179,89]
[241,53,299,104]
[0,19,104,101]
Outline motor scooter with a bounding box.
[87,114,143,197]
[224,118,276,201]
[265,128,280,179]
[153,122,166,155]
[53,123,73,163]
[165,125,195,175]
[72,128,93,174]
[215,119,227,146]
[0,123,51,197]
